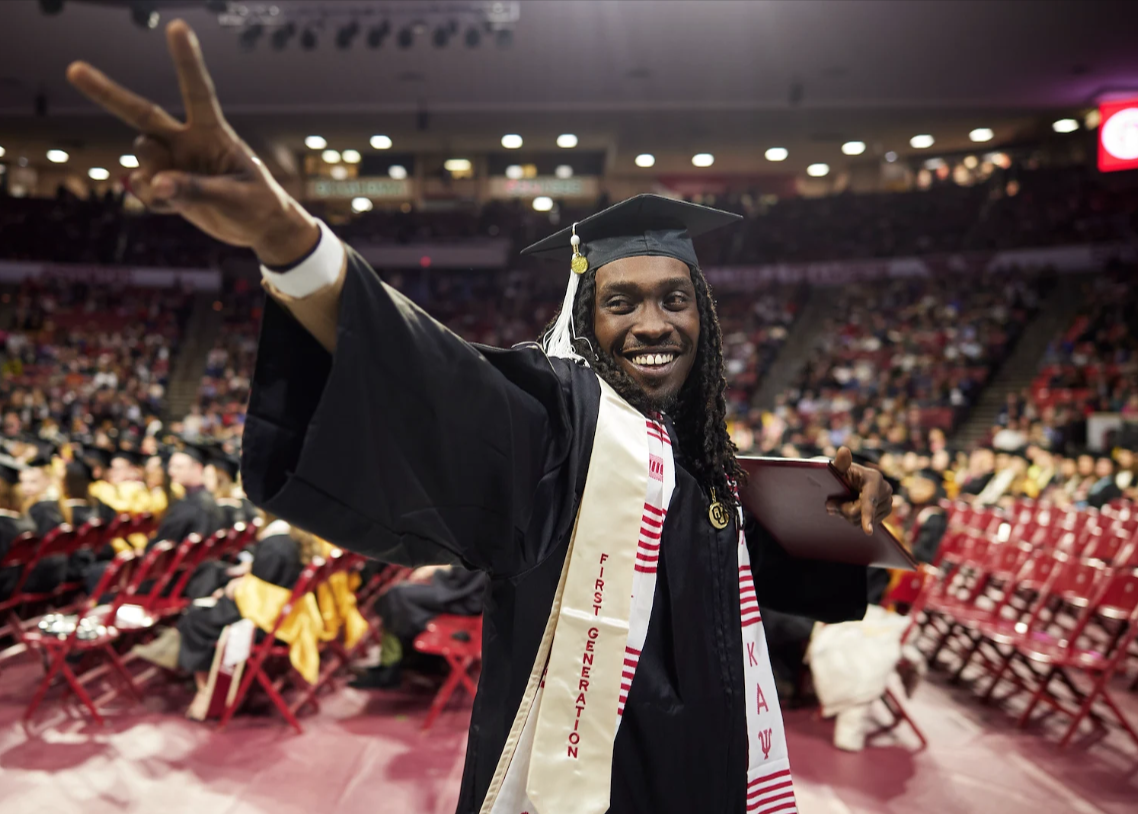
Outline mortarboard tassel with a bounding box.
[541,224,589,364]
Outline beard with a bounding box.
[579,340,682,417]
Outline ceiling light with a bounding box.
[87,167,110,180]
[120,154,139,168]
[370,135,392,150]
[1084,109,1101,129]
[46,149,69,163]
[351,197,373,213]
[1052,118,1079,134]
[305,135,327,150]
[635,153,655,168]
[322,149,341,164]
[501,134,523,149]
[555,164,573,179]
[764,147,788,162]
[963,155,979,169]
[557,133,578,149]
[969,127,994,143]
[342,149,361,164]
[505,164,524,180]
[330,165,349,180]
[533,196,553,212]
[910,134,935,149]
[841,141,866,156]
[807,163,830,177]
[444,158,472,172]
[884,151,898,163]
[0,146,6,158]
[692,153,714,168]
[388,164,408,180]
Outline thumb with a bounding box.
[832,446,853,475]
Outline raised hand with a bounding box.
[827,446,893,535]
[67,19,319,267]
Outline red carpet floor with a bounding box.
[1,654,1135,814]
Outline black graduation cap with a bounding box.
[209,447,240,481]
[521,193,742,272]
[111,447,148,467]
[66,458,95,482]
[82,447,113,471]
[26,440,59,469]
[0,454,26,485]
[177,441,211,465]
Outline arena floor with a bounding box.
[0,655,1135,814]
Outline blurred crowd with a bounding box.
[3,164,1136,270]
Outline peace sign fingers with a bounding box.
[167,19,225,128]
[66,61,182,137]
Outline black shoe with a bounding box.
[349,664,403,690]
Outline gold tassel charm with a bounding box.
[708,488,730,530]
[570,223,588,274]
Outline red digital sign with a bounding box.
[1098,97,1138,173]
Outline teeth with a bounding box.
[631,353,675,367]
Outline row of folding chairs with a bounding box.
[905,511,1138,750]
[15,520,260,725]
[0,513,158,641]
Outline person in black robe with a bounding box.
[176,519,308,717]
[147,445,226,548]
[20,455,64,538]
[204,448,258,528]
[868,469,948,605]
[351,565,489,689]
[68,36,890,812]
[236,207,885,813]
[59,459,119,580]
[0,456,54,601]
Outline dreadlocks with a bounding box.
[553,263,746,512]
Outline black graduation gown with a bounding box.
[29,500,64,537]
[176,532,303,673]
[148,487,225,548]
[378,566,489,641]
[0,511,60,601]
[216,496,258,528]
[64,499,120,579]
[242,249,867,814]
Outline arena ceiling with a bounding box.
[1,0,1137,173]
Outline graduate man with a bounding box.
[68,22,891,814]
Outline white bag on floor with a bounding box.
[805,605,909,718]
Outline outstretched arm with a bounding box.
[67,19,338,350]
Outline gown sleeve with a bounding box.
[241,247,562,577]
[743,514,868,624]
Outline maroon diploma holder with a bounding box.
[737,457,917,571]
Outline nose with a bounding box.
[630,302,673,345]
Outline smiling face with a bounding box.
[592,255,700,410]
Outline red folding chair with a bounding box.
[981,559,1138,747]
[0,532,41,640]
[414,614,483,731]
[19,550,140,725]
[216,554,334,734]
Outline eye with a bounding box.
[664,291,691,310]
[605,296,634,314]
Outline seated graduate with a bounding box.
[176,515,317,719]
[351,564,488,689]
[146,444,226,549]
[88,448,151,516]
[0,455,62,601]
[204,447,257,527]
[20,449,64,537]
[143,451,180,520]
[868,468,948,606]
[59,458,121,581]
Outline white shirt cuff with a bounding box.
[259,219,346,298]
